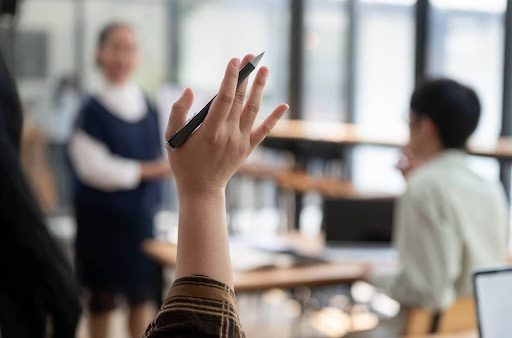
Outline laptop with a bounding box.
[473,266,512,338]
[323,196,395,247]
[321,196,398,265]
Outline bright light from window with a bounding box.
[430,0,506,13]
[361,0,416,6]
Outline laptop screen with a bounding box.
[474,266,512,338]
[323,197,395,246]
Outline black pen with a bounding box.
[167,52,264,149]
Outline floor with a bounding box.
[75,283,403,338]
[48,208,402,338]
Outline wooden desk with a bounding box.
[406,331,477,338]
[233,262,367,292]
[468,137,512,161]
[266,119,512,161]
[141,240,177,267]
[267,119,406,148]
[142,232,328,268]
[238,162,397,231]
[142,239,368,293]
[263,120,512,228]
[239,163,382,198]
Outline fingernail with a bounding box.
[232,58,240,68]
[182,88,192,99]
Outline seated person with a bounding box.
[376,79,509,310]
[144,55,288,337]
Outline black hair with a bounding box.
[0,51,22,151]
[0,50,81,337]
[97,21,131,48]
[96,22,133,68]
[410,78,481,149]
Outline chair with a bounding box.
[21,120,57,213]
[437,297,476,333]
[403,297,476,336]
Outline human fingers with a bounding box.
[165,87,194,141]
[240,67,269,133]
[203,58,240,130]
[250,104,288,148]
[227,54,254,124]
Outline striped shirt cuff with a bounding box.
[144,275,245,338]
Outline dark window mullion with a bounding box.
[346,0,357,123]
[414,0,430,85]
[499,0,512,196]
[289,0,304,120]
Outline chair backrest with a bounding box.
[438,297,476,333]
[403,307,434,336]
[21,121,57,213]
[403,297,476,336]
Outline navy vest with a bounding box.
[73,96,162,214]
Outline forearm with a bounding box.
[69,131,141,191]
[166,56,287,292]
[139,160,170,181]
[175,189,233,288]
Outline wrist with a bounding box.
[177,185,225,204]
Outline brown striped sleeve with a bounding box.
[144,275,245,338]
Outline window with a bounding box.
[15,0,75,108]
[178,0,289,115]
[428,0,506,180]
[352,0,416,192]
[303,0,348,121]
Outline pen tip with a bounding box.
[250,52,264,67]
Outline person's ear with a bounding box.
[421,116,439,140]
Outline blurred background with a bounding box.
[1,0,511,337]
[2,0,509,208]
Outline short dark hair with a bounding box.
[97,21,131,48]
[410,78,481,149]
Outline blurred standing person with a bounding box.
[69,22,169,338]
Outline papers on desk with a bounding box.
[323,246,400,276]
[230,235,293,253]
[229,235,324,272]
[322,246,398,264]
[229,235,295,272]
[229,245,294,272]
[228,235,401,273]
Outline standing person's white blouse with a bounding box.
[69,79,148,192]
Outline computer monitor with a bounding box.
[473,266,512,338]
[323,196,395,246]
